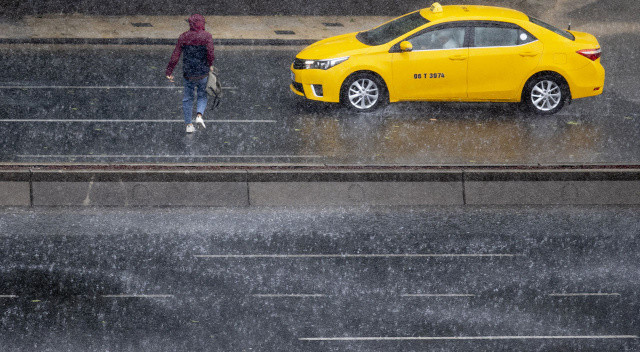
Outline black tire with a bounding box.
[522,74,567,115]
[341,73,387,112]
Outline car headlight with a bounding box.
[303,56,349,70]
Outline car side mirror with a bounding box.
[400,41,413,52]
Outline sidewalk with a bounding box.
[1,14,639,45]
[0,15,392,45]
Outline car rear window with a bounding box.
[357,11,429,46]
[530,17,575,41]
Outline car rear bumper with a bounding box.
[566,60,605,99]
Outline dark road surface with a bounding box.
[0,206,638,351]
[1,36,639,166]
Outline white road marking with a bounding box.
[548,293,621,297]
[18,154,324,159]
[1,119,275,123]
[401,294,475,297]
[101,294,174,298]
[0,295,18,298]
[299,335,639,341]
[252,294,327,298]
[195,253,520,258]
[0,85,238,90]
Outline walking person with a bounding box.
[166,14,215,133]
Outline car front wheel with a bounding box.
[342,73,386,112]
[523,75,567,115]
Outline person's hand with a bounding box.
[166,75,174,83]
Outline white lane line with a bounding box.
[401,294,475,297]
[1,119,275,123]
[548,293,621,297]
[18,154,324,159]
[299,335,639,341]
[0,295,18,298]
[196,254,520,259]
[101,294,174,298]
[252,294,327,298]
[0,85,238,90]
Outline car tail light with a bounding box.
[577,48,601,61]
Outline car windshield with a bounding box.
[529,17,575,41]
[357,11,429,46]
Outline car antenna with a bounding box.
[567,21,571,30]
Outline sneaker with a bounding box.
[195,115,206,129]
[186,124,195,133]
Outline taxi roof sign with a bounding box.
[430,2,443,13]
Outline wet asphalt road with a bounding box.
[1,37,639,166]
[0,206,638,351]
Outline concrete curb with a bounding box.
[1,167,639,206]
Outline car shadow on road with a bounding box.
[292,98,534,122]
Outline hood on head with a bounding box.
[188,14,205,31]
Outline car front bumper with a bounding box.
[290,65,345,103]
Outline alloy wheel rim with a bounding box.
[348,78,379,109]
[531,80,562,111]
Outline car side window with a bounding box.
[473,24,537,47]
[409,27,466,51]
[474,26,518,47]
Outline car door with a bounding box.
[467,21,543,101]
[391,24,469,101]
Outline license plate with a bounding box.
[291,71,295,81]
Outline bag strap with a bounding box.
[210,91,221,109]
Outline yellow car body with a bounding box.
[290,4,605,114]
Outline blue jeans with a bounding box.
[182,76,208,124]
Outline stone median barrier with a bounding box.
[29,170,248,206]
[0,170,31,206]
[247,170,463,206]
[1,167,639,206]
[465,169,640,205]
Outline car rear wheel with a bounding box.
[342,73,386,112]
[523,75,567,115]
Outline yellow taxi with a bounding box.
[290,3,605,114]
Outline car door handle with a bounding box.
[519,51,539,57]
[448,55,467,61]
